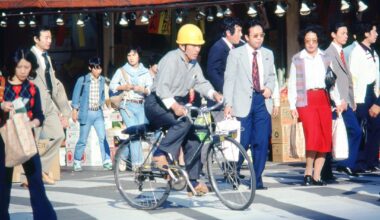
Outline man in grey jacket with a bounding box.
[224,20,277,190]
[324,22,361,178]
[144,24,222,195]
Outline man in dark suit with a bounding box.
[323,22,361,179]
[206,17,242,111]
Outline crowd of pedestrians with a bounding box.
[0,17,379,218]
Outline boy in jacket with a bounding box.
[71,57,112,171]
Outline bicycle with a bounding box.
[114,101,256,210]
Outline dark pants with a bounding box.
[336,107,362,168]
[355,83,380,171]
[0,138,57,220]
[237,93,271,188]
[144,93,202,180]
[322,107,362,179]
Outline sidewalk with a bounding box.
[9,162,380,220]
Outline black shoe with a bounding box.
[303,175,312,186]
[322,175,337,184]
[257,186,268,190]
[312,178,326,186]
[238,173,245,179]
[337,166,359,177]
[369,166,380,172]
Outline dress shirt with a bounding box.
[222,37,234,50]
[31,46,48,71]
[245,44,264,89]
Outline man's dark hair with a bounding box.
[243,19,264,36]
[355,22,376,42]
[147,53,162,67]
[32,26,51,40]
[88,57,101,69]
[220,17,242,37]
[329,22,347,35]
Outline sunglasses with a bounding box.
[304,39,318,44]
[249,33,266,38]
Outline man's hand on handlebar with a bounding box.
[213,92,223,103]
[171,102,187,117]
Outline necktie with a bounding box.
[252,51,260,92]
[340,49,346,67]
[42,52,53,93]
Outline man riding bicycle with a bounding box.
[144,24,223,196]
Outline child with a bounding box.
[71,57,112,171]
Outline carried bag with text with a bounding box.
[215,118,241,162]
[332,115,349,160]
[0,112,37,167]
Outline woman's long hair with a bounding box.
[4,48,39,80]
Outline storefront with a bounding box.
[0,0,378,97]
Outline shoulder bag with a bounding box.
[110,68,129,109]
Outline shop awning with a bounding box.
[0,0,255,9]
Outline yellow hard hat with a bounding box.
[176,24,205,45]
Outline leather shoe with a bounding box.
[257,186,268,190]
[42,172,55,185]
[369,166,380,172]
[188,182,209,197]
[312,178,326,186]
[152,155,169,171]
[303,175,312,186]
[337,166,358,177]
[238,173,245,179]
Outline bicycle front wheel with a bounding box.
[114,142,171,210]
[207,137,256,210]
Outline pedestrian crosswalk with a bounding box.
[8,163,380,220]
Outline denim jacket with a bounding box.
[71,73,105,123]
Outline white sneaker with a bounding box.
[119,160,126,171]
[73,161,82,172]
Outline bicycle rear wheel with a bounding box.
[207,137,256,210]
[114,142,170,210]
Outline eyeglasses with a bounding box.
[249,33,265,38]
[304,39,318,44]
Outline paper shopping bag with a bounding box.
[0,112,37,167]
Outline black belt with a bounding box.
[89,106,100,111]
[126,99,144,104]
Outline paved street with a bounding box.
[9,162,380,220]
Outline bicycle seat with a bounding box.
[122,124,148,136]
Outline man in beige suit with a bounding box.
[31,26,71,184]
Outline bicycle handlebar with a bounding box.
[177,98,224,123]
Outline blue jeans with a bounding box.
[74,109,111,163]
[1,138,57,220]
[120,101,147,165]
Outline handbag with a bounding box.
[0,111,37,167]
[325,66,337,91]
[110,68,130,109]
[332,115,349,160]
[215,118,241,162]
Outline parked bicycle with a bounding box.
[114,101,256,210]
